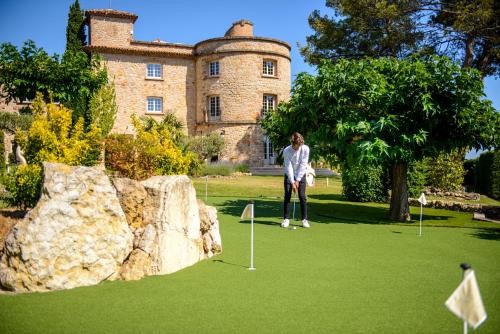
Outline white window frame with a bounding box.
[146,63,162,79]
[209,61,220,76]
[262,94,276,115]
[208,96,221,120]
[263,60,276,76]
[147,97,163,114]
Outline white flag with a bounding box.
[445,269,487,329]
[417,192,427,205]
[240,203,254,220]
[306,164,316,187]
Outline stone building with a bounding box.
[84,9,291,166]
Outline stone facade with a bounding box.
[84,9,291,167]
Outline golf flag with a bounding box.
[418,192,427,205]
[306,163,316,187]
[241,203,254,220]
[445,269,487,329]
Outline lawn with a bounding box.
[0,176,499,333]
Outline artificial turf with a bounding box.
[0,176,499,333]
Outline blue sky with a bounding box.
[0,0,498,158]
[0,0,498,109]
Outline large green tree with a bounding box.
[66,0,86,53]
[0,41,106,120]
[301,0,423,63]
[0,41,59,103]
[302,0,500,77]
[0,1,106,128]
[262,56,498,221]
[430,0,499,76]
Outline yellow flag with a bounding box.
[445,269,487,329]
[240,203,253,220]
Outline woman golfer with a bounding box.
[282,132,310,228]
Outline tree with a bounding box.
[88,81,118,137]
[139,113,186,147]
[0,40,107,125]
[262,56,498,221]
[429,0,500,77]
[426,148,467,191]
[66,0,86,53]
[187,133,225,162]
[301,0,423,64]
[302,0,500,77]
[0,40,59,103]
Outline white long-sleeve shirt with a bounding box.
[283,144,310,184]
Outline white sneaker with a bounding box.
[302,219,310,228]
[281,219,290,228]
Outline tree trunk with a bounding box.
[389,163,411,221]
[462,34,475,68]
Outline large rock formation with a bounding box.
[114,176,222,281]
[139,176,205,275]
[0,163,133,292]
[0,165,222,292]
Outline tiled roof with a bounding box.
[85,9,138,22]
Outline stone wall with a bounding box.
[102,53,197,135]
[88,15,134,48]
[194,40,290,166]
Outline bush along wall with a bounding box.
[490,151,500,200]
[0,131,5,172]
[463,158,476,192]
[407,159,428,198]
[475,151,494,197]
[341,160,388,202]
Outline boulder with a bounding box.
[0,162,133,292]
[141,175,204,275]
[112,178,148,229]
[119,249,152,281]
[198,200,222,258]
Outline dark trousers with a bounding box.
[284,175,307,220]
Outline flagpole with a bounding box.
[249,200,255,270]
[205,175,208,202]
[419,202,423,237]
[460,263,471,334]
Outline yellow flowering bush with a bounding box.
[105,115,196,180]
[15,93,102,166]
[5,93,102,208]
[3,164,43,210]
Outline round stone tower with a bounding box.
[194,20,291,166]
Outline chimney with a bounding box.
[224,20,254,37]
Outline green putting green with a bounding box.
[0,176,499,333]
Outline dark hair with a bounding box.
[290,132,304,145]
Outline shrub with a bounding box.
[1,94,102,208]
[341,160,387,202]
[104,115,196,180]
[475,150,500,199]
[199,162,233,176]
[15,94,102,166]
[463,159,476,191]
[407,159,428,198]
[3,164,43,210]
[0,112,33,133]
[88,81,117,137]
[105,134,136,178]
[492,151,500,200]
[187,133,225,161]
[234,163,249,173]
[426,149,466,191]
[0,131,4,172]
